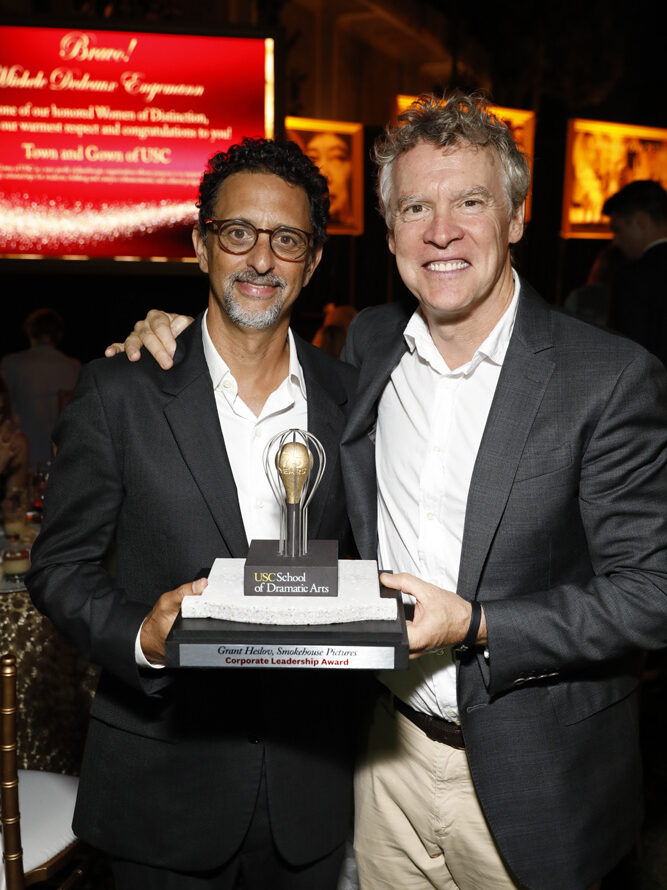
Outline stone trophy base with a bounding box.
[165,559,408,670]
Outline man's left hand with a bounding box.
[381,572,487,659]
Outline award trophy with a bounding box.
[165,427,408,670]
[274,431,320,557]
[244,429,337,597]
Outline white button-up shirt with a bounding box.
[202,312,308,544]
[136,312,307,666]
[376,273,520,721]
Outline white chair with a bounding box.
[1,653,87,890]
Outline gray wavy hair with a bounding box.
[375,92,531,228]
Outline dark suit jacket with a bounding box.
[340,281,667,890]
[27,316,360,872]
[609,240,667,368]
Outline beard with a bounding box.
[223,270,287,329]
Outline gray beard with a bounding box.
[223,271,287,329]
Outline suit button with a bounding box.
[249,737,262,744]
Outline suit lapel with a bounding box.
[161,317,248,558]
[457,285,556,601]
[344,318,409,442]
[294,336,349,539]
[160,324,351,555]
[341,307,410,559]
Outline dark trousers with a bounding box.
[111,766,345,890]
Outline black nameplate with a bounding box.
[244,539,338,597]
[165,587,409,670]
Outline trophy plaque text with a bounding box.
[165,427,408,670]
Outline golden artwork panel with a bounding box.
[561,118,667,239]
[285,117,364,236]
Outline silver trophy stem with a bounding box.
[285,504,301,558]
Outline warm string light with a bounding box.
[0,197,197,251]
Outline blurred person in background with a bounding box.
[604,179,667,366]
[312,303,358,357]
[0,374,29,500]
[563,244,626,328]
[1,308,81,465]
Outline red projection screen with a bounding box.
[0,25,274,261]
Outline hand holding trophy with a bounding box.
[166,427,406,669]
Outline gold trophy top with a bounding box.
[276,442,313,504]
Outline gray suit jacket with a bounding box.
[28,316,360,872]
[341,281,667,890]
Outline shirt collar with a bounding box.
[643,237,667,256]
[201,309,307,399]
[403,268,520,376]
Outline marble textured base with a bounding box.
[181,558,396,625]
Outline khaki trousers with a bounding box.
[354,694,521,890]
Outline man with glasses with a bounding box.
[28,138,359,890]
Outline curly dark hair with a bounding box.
[197,137,330,248]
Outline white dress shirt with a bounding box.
[201,313,308,542]
[136,311,308,666]
[377,273,520,722]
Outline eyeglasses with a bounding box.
[205,219,313,262]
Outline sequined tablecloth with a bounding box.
[0,587,99,775]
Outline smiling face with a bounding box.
[388,141,524,340]
[193,171,322,333]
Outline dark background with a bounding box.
[0,0,665,362]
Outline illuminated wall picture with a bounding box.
[394,95,536,219]
[561,118,667,239]
[285,117,364,235]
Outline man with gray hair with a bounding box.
[341,93,667,890]
[112,94,667,890]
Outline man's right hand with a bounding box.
[140,577,207,665]
[105,310,194,369]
